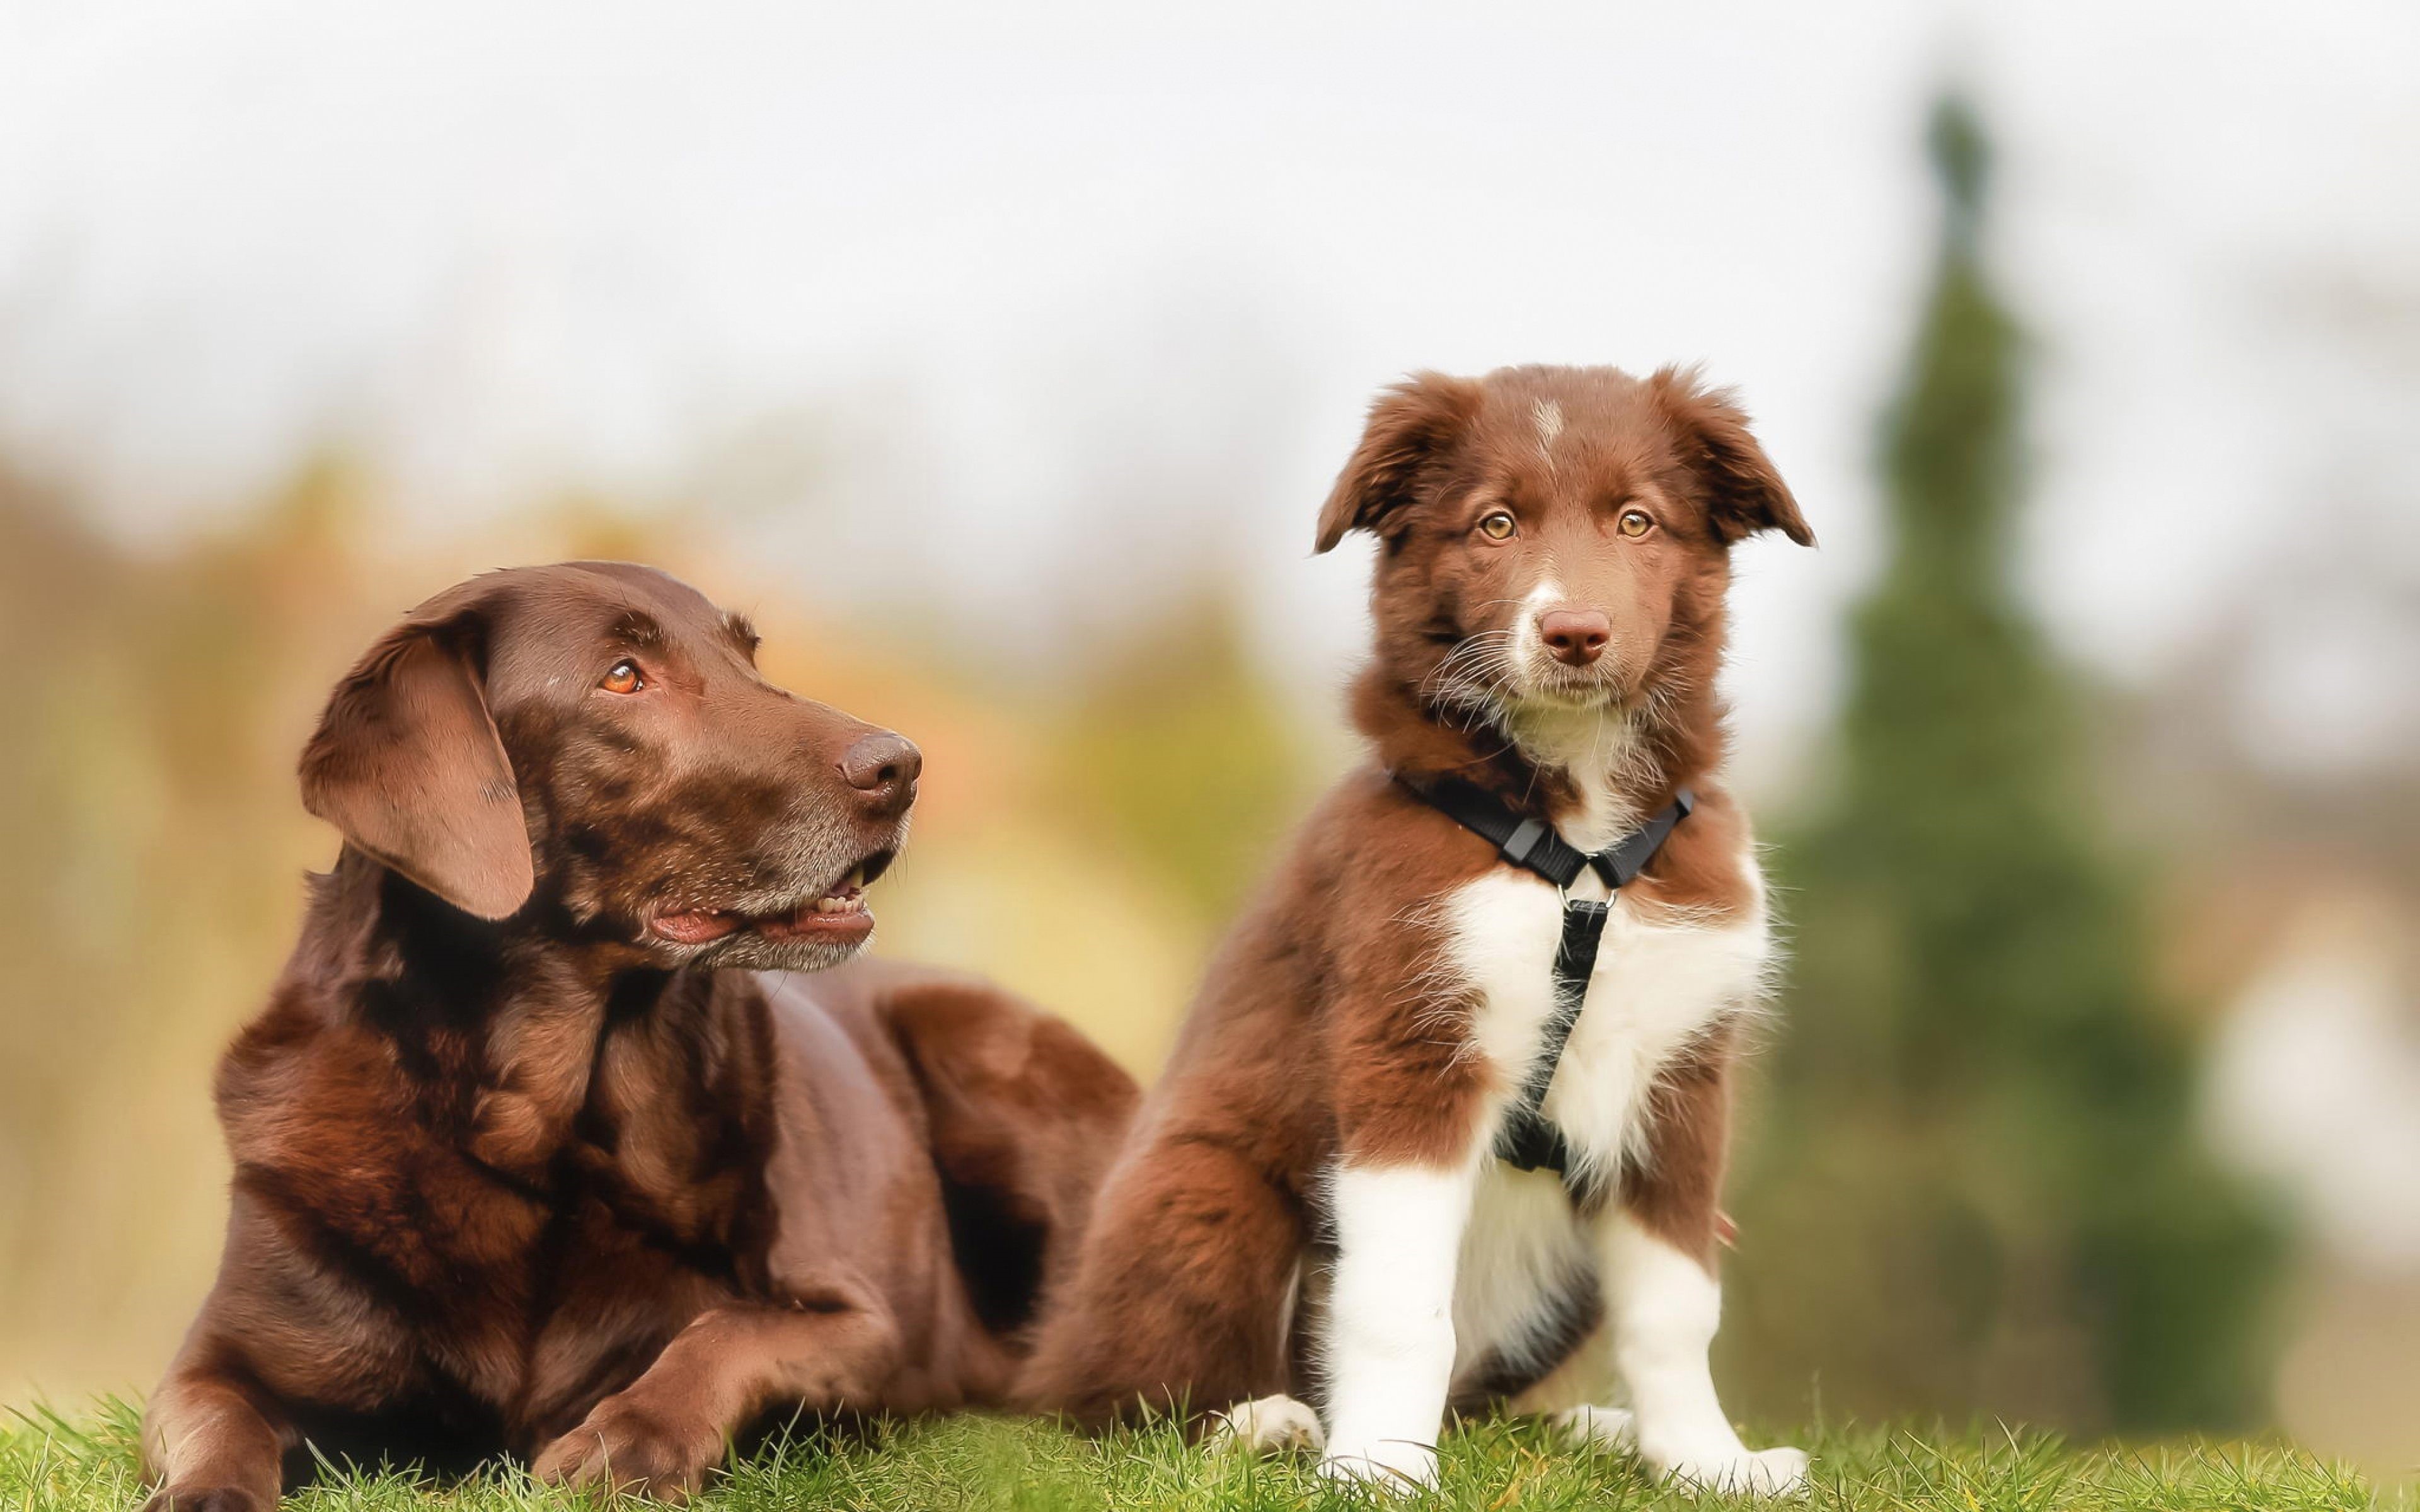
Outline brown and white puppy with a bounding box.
[142,563,1138,1511]
[1019,367,1814,1494]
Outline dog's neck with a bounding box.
[1354,661,1721,849]
[306,847,600,997]
[296,849,725,1166]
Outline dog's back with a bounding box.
[759,960,1143,1395]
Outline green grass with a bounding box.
[4,1399,2397,1512]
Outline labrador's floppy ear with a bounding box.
[1314,371,1484,553]
[1647,365,1815,547]
[299,595,533,920]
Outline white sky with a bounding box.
[2,0,2414,784]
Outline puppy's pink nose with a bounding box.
[1538,610,1611,667]
[838,731,921,818]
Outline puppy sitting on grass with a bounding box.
[1020,365,1816,1494]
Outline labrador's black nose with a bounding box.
[838,731,921,818]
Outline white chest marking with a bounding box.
[1439,849,1771,1185]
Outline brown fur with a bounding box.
[142,564,1138,1509]
[1019,365,1807,1426]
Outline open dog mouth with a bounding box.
[646,849,896,948]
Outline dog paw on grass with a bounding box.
[532,1393,725,1503]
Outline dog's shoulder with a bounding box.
[1288,764,1507,917]
[1626,780,1764,924]
[1282,764,1520,988]
[213,977,416,1162]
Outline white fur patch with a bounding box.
[1318,1162,1477,1488]
[1548,900,1770,1181]
[1209,1394,1325,1454]
[1505,578,1565,690]
[1598,1211,1807,1494]
[1553,1402,1636,1450]
[1508,704,1657,848]
[1441,847,1770,1186]
[1449,1162,1595,1391]
[1534,399,1565,456]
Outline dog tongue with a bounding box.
[652,910,740,944]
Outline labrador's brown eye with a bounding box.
[1618,509,1654,538]
[600,660,644,695]
[1477,510,1518,541]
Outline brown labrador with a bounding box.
[141,562,1138,1510]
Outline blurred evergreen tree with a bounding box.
[1728,96,2279,1431]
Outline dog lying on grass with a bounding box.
[142,562,1137,1509]
[1020,365,1815,1494]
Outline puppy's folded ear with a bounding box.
[1648,366,1816,547]
[1315,372,1483,553]
[299,599,533,920]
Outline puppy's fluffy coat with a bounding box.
[1020,365,1815,1494]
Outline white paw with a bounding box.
[1651,1444,1810,1496]
[1551,1402,1636,1450]
[1207,1394,1325,1455]
[1318,1438,1440,1492]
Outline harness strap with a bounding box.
[1399,776,1695,1192]
[1414,779,1596,889]
[1494,896,1611,1173]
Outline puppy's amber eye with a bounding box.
[600,660,645,695]
[1477,510,1518,541]
[1617,509,1654,538]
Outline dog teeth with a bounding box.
[812,892,865,914]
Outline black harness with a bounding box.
[1400,776,1695,1190]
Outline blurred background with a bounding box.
[2,0,2415,1480]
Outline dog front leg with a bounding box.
[1594,1212,1804,1494]
[141,1362,296,1512]
[1591,1041,1806,1496]
[533,1281,901,1501]
[1317,1159,1477,1491]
